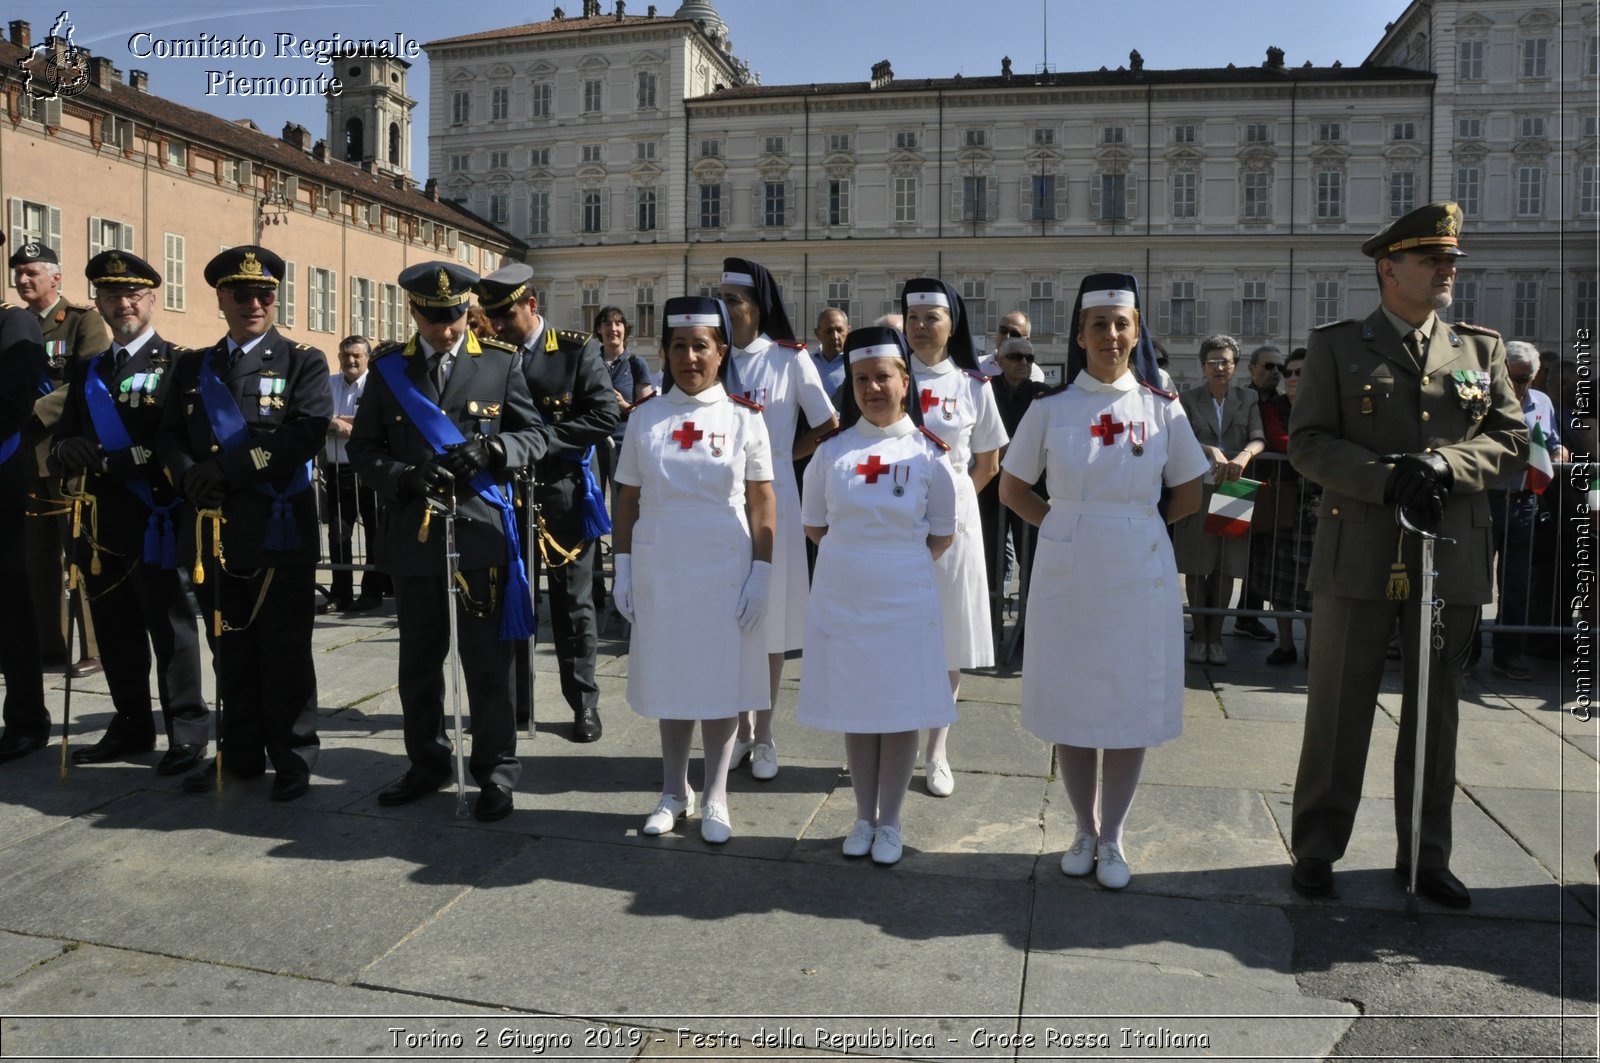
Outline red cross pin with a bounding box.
[671,421,703,450]
[1090,413,1125,446]
[919,387,938,413]
[855,455,890,483]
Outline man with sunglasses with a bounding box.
[977,311,1045,384]
[157,245,332,801]
[476,263,618,745]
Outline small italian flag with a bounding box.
[1526,420,1555,495]
[1205,477,1260,538]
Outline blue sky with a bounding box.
[59,0,1412,176]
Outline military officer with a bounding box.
[0,231,52,765]
[349,262,551,822]
[14,240,108,677]
[156,245,331,801]
[1288,202,1527,909]
[476,263,618,743]
[52,251,210,774]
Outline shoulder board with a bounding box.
[1139,380,1177,401]
[293,342,313,351]
[633,392,657,408]
[775,338,808,351]
[0,301,12,310]
[479,336,519,354]
[729,393,764,412]
[170,345,191,353]
[814,423,847,444]
[1311,318,1358,332]
[962,369,990,383]
[373,340,406,358]
[63,299,92,313]
[1453,321,1500,337]
[917,424,951,452]
[1037,382,1070,398]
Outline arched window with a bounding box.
[343,117,363,162]
[388,123,401,166]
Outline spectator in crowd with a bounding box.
[321,335,389,613]
[985,335,1050,634]
[593,305,655,491]
[1231,345,1287,643]
[1172,334,1265,666]
[1248,347,1317,665]
[810,307,850,402]
[978,311,1045,383]
[1483,340,1567,681]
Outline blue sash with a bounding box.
[195,353,312,552]
[557,446,611,540]
[373,338,534,641]
[84,354,177,568]
[0,374,52,466]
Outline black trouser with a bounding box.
[194,563,319,776]
[24,475,96,660]
[977,476,1004,641]
[516,477,599,723]
[324,463,390,604]
[394,571,519,790]
[85,552,209,748]
[0,504,47,740]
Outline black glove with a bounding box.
[399,461,454,500]
[1383,452,1451,528]
[53,436,102,472]
[438,435,506,482]
[180,460,229,507]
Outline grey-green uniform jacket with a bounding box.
[1288,307,1528,605]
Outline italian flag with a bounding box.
[1526,420,1555,495]
[1205,477,1260,537]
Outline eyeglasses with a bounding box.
[1258,363,1284,372]
[1509,373,1534,384]
[101,289,152,305]
[1283,369,1302,377]
[230,287,276,306]
[1204,359,1234,369]
[1003,352,1035,362]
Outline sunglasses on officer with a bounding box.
[229,287,276,306]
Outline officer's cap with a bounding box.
[205,245,284,289]
[1360,201,1468,259]
[475,262,535,314]
[86,250,161,290]
[9,241,58,269]
[400,261,478,321]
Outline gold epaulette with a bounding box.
[1454,321,1500,337]
[480,336,518,353]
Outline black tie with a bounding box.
[113,347,127,372]
[429,351,445,395]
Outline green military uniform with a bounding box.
[1288,203,1527,896]
[21,245,110,665]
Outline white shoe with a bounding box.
[871,824,903,865]
[926,758,954,797]
[750,742,779,781]
[1207,642,1228,666]
[842,819,875,858]
[729,737,754,770]
[700,801,732,844]
[1096,840,1131,889]
[642,789,695,836]
[1059,830,1097,877]
[1186,640,1206,664]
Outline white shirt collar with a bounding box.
[665,382,727,406]
[115,327,157,361]
[230,331,268,358]
[1073,370,1139,394]
[737,333,774,358]
[912,354,956,377]
[855,415,916,439]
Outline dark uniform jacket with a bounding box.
[1289,308,1528,604]
[520,322,618,531]
[29,298,110,475]
[0,306,48,508]
[157,327,332,569]
[55,333,185,557]
[348,332,549,578]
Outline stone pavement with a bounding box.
[0,604,1593,1062]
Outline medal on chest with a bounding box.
[1451,370,1491,422]
[891,464,911,497]
[1127,421,1147,456]
[940,396,958,422]
[258,375,285,414]
[708,431,726,457]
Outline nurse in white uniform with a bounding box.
[612,296,777,844]
[999,273,1207,889]
[900,278,1008,797]
[797,327,959,866]
[718,257,839,782]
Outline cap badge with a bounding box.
[436,268,451,298]
[240,252,263,277]
[21,242,40,257]
[107,253,127,275]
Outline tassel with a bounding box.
[418,505,433,543]
[498,556,536,641]
[574,447,612,540]
[192,508,209,584]
[90,546,102,576]
[262,495,300,552]
[1385,533,1410,601]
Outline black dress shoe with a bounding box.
[346,595,383,613]
[1291,856,1334,897]
[155,743,205,776]
[1395,864,1471,909]
[474,784,514,822]
[0,733,48,765]
[271,772,311,802]
[68,656,103,678]
[572,705,603,743]
[70,734,156,764]
[377,771,449,807]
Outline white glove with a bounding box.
[613,553,635,624]
[736,560,772,634]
